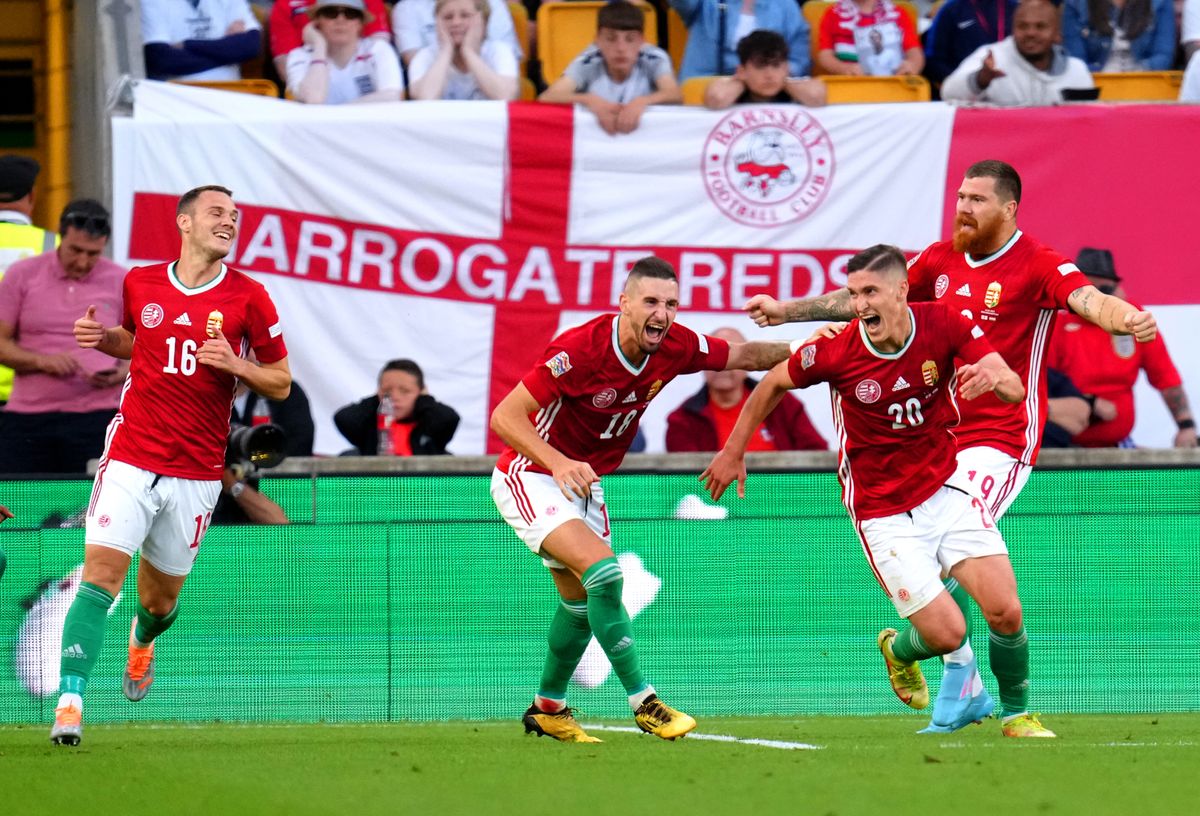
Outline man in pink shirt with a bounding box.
[0,200,128,474]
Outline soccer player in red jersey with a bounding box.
[743,160,1157,733]
[50,186,291,746]
[491,256,792,743]
[704,244,1057,737]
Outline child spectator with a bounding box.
[816,0,924,76]
[270,0,393,82]
[539,1,682,134]
[670,0,812,80]
[287,0,404,103]
[408,0,520,100]
[392,0,521,66]
[703,29,827,108]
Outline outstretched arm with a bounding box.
[744,288,854,327]
[700,361,796,500]
[1067,285,1157,342]
[491,383,597,499]
[724,340,792,372]
[957,351,1024,404]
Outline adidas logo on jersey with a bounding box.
[622,392,638,404]
[892,376,910,391]
[955,284,972,297]
[174,313,192,326]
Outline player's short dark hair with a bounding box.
[965,160,1022,204]
[381,358,425,389]
[58,198,111,238]
[597,0,645,32]
[846,244,907,277]
[626,256,677,289]
[177,185,234,216]
[737,30,789,66]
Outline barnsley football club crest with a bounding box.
[922,360,939,386]
[701,109,835,228]
[855,379,882,404]
[934,275,950,299]
[985,281,1002,308]
[545,351,572,378]
[141,303,164,329]
[646,379,664,401]
[593,388,618,408]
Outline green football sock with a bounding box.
[58,582,117,696]
[890,625,940,663]
[536,599,592,701]
[988,625,1030,717]
[581,558,647,696]
[134,601,180,646]
[945,577,972,649]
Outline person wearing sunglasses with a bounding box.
[270,0,393,83]
[287,0,405,103]
[141,0,263,82]
[0,200,128,475]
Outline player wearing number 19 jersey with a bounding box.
[491,257,791,744]
[51,186,291,747]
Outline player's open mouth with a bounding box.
[862,315,882,330]
[644,323,665,342]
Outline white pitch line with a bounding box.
[583,724,822,750]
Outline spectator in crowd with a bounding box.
[1061,0,1176,72]
[1183,50,1200,100]
[1048,248,1196,448]
[815,0,924,77]
[0,155,57,405]
[0,200,127,474]
[670,0,811,80]
[1185,0,1200,62]
[270,0,392,82]
[540,1,681,135]
[703,29,827,107]
[1041,367,1096,447]
[408,0,520,100]
[287,0,404,103]
[665,327,827,452]
[941,0,1094,105]
[924,0,1019,85]
[141,0,264,82]
[335,358,460,455]
[393,0,520,66]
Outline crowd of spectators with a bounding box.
[144,0,1200,108]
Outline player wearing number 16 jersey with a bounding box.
[491,257,792,743]
[50,186,291,746]
[704,246,1055,737]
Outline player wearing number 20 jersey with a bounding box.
[496,313,731,478]
[104,260,288,479]
[788,301,996,521]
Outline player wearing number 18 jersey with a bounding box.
[51,186,291,746]
[491,257,792,743]
[704,245,1055,737]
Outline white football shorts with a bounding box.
[85,459,222,577]
[953,445,1032,520]
[490,467,611,569]
[856,484,1008,618]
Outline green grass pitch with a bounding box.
[3,714,1199,815]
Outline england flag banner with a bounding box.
[112,82,1199,455]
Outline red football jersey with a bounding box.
[497,314,731,476]
[907,231,1089,463]
[104,262,288,479]
[1048,307,1181,447]
[788,302,994,521]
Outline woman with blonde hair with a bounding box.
[407,0,520,99]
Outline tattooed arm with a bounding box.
[1160,385,1197,448]
[724,340,793,372]
[744,289,855,327]
[1066,285,1157,342]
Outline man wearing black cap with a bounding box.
[0,154,58,404]
[1049,248,1196,448]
